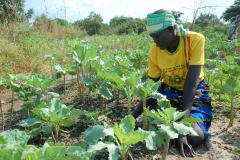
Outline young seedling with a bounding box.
[53,64,67,95]
[83,115,150,160]
[221,56,240,127]
[32,98,82,142]
[134,79,160,129]
[145,107,200,160]
[0,129,31,159]
[17,72,54,117]
[0,129,95,160]
[4,74,23,125]
[44,53,58,74]
[72,43,97,104]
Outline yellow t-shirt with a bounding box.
[148,31,205,91]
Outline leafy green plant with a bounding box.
[16,72,54,117]
[83,115,149,160]
[72,43,97,104]
[53,64,67,94]
[134,79,160,129]
[0,129,31,160]
[0,129,95,160]
[32,98,81,142]
[145,107,200,160]
[221,56,240,127]
[3,74,24,124]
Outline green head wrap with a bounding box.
[146,12,187,36]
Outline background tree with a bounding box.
[0,0,34,23]
[74,12,103,35]
[195,13,222,28]
[109,16,146,35]
[223,0,240,22]
[0,0,24,23]
[222,0,240,39]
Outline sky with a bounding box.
[24,0,235,23]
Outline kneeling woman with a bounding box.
[132,9,213,157]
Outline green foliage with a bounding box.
[83,115,149,160]
[75,12,103,35]
[31,98,83,141]
[32,98,80,128]
[0,129,30,148]
[0,0,24,23]
[0,129,95,160]
[109,16,146,34]
[195,13,222,28]
[223,0,240,22]
[145,107,199,150]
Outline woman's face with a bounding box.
[150,27,174,50]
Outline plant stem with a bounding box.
[102,97,106,111]
[142,96,148,130]
[76,65,82,101]
[219,79,223,100]
[55,125,59,142]
[51,130,57,143]
[27,109,30,118]
[162,139,170,160]
[228,95,235,128]
[81,67,85,104]
[63,74,66,95]
[127,94,132,114]
[10,90,14,125]
[0,100,4,131]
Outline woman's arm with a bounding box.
[182,65,201,114]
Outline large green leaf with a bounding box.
[41,143,66,160]
[145,131,165,150]
[114,116,149,145]
[222,77,239,94]
[32,98,80,127]
[173,122,198,136]
[83,125,114,145]
[0,129,30,149]
[54,64,66,75]
[29,127,42,138]
[163,107,176,122]
[121,130,149,145]
[145,108,167,125]
[0,148,24,160]
[85,48,97,62]
[159,125,178,139]
[180,117,202,126]
[18,117,42,128]
[88,141,119,160]
[173,110,186,122]
[119,115,135,134]
[80,76,94,86]
[99,86,113,100]
[66,142,93,160]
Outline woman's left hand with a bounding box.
[178,135,196,157]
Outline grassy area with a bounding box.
[0,22,239,75]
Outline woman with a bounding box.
[132,9,212,157]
